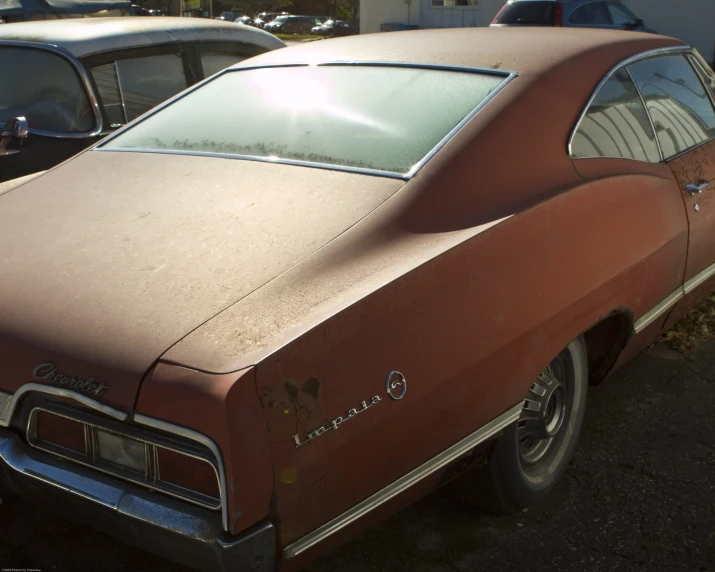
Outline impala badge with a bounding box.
[33,363,111,397]
[292,371,407,448]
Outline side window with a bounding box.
[91,53,188,126]
[628,55,715,159]
[571,68,660,162]
[0,46,94,134]
[607,3,637,26]
[689,53,715,95]
[201,52,247,77]
[568,2,611,25]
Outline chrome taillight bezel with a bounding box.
[26,406,221,510]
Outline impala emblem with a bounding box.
[386,370,407,400]
[291,371,408,448]
[32,363,111,397]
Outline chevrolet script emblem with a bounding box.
[33,363,111,396]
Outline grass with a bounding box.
[662,292,715,354]
[275,34,323,41]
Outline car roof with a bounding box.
[234,27,684,77]
[0,16,285,58]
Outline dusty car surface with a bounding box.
[0,17,285,182]
[1,26,715,572]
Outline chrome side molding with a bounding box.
[633,260,715,334]
[283,401,524,560]
[633,287,683,334]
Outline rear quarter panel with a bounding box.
[257,163,688,557]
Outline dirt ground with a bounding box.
[1,336,714,571]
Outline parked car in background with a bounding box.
[491,0,654,32]
[1,26,714,572]
[311,19,355,37]
[219,10,242,21]
[0,17,284,182]
[254,12,287,28]
[265,15,322,35]
[235,15,256,26]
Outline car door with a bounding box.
[628,53,715,321]
[566,1,613,29]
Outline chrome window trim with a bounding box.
[567,45,692,163]
[688,54,715,106]
[0,383,228,530]
[283,401,524,560]
[0,40,103,138]
[95,61,518,181]
[95,147,409,179]
[26,406,222,511]
[625,65,664,162]
[114,60,130,125]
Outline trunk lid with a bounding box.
[0,150,403,412]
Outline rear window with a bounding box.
[102,65,507,175]
[493,1,557,25]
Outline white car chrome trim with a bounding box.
[95,62,517,181]
[283,401,524,560]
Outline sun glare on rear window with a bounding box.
[101,65,508,176]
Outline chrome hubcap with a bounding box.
[518,366,568,465]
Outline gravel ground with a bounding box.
[1,337,714,571]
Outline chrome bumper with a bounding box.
[0,428,275,572]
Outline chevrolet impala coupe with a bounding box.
[2,27,715,572]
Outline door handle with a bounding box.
[686,181,710,194]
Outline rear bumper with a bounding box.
[0,427,275,572]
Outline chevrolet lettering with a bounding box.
[32,363,111,396]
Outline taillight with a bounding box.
[35,410,86,455]
[157,446,220,500]
[28,407,221,510]
[553,2,563,26]
[491,2,508,24]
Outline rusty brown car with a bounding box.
[1,27,714,572]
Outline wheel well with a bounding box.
[582,312,632,385]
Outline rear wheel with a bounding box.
[464,336,588,512]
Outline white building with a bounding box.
[359,0,715,63]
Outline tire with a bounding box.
[464,336,588,513]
